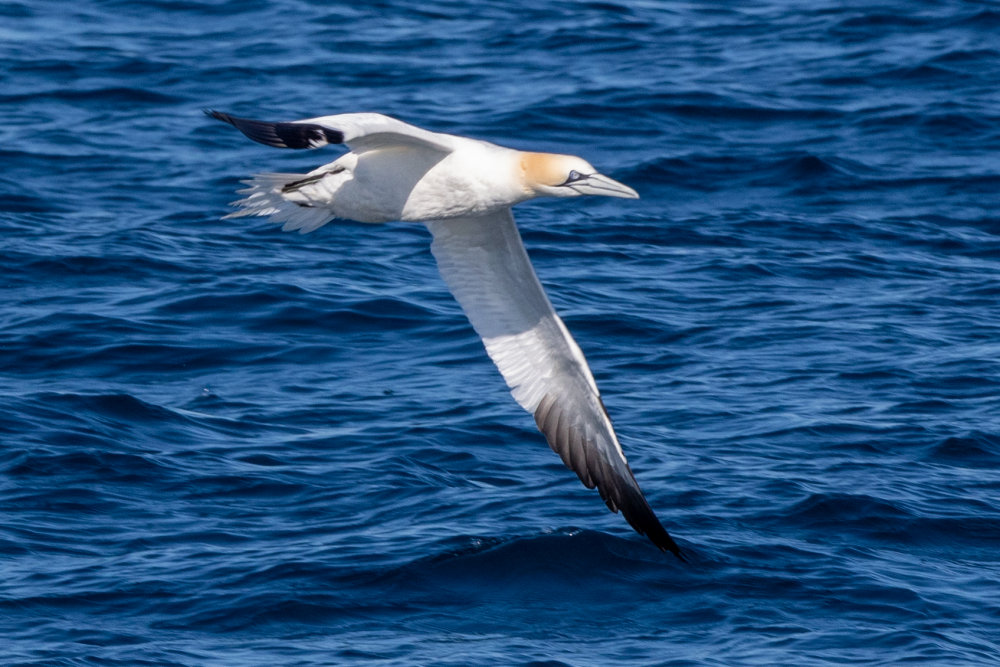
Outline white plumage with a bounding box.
[208,109,682,558]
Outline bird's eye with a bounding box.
[565,170,586,184]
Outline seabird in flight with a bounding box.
[207,109,684,559]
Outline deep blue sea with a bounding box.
[3,0,1000,664]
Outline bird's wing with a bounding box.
[206,110,459,154]
[425,210,682,557]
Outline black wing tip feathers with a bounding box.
[643,515,687,561]
[533,393,686,561]
[205,109,344,149]
[618,486,686,561]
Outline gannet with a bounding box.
[207,109,683,558]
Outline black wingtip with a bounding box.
[205,109,344,149]
[205,108,234,127]
[532,392,688,561]
[627,497,686,561]
[650,524,687,561]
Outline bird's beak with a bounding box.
[571,173,640,199]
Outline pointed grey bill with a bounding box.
[570,173,640,199]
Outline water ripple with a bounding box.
[2,0,999,664]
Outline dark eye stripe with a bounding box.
[563,170,587,185]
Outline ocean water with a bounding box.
[2,0,1000,664]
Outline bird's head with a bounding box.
[519,152,639,200]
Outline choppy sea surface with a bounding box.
[3,1,1000,664]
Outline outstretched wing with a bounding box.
[425,210,682,558]
[206,110,459,154]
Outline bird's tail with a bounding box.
[224,167,346,234]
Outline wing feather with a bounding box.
[425,210,682,557]
[206,110,343,149]
[207,109,458,154]
[302,112,460,153]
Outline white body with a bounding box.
[277,141,529,224]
